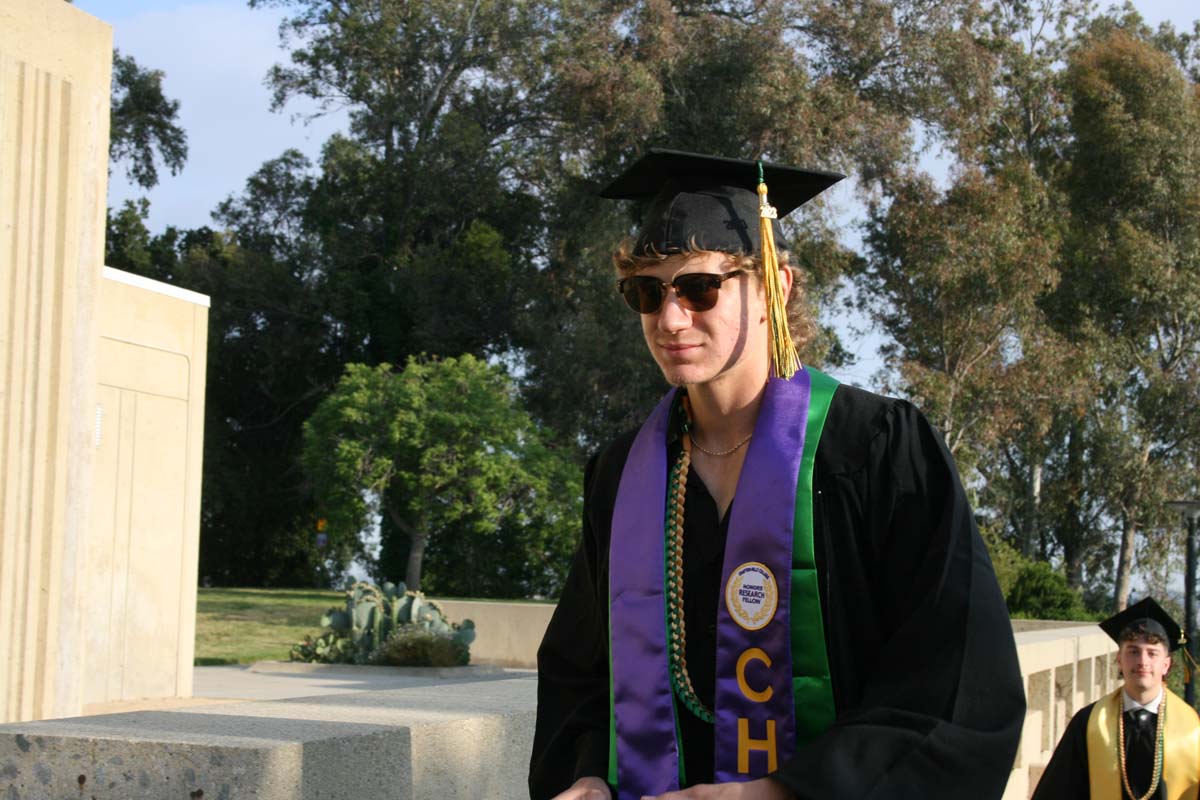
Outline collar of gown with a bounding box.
[1123,687,1164,714]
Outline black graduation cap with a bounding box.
[1099,597,1185,652]
[599,148,843,256]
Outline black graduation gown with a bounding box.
[530,383,1026,799]
[1032,701,1167,800]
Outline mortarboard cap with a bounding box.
[1099,597,1185,652]
[599,148,843,257]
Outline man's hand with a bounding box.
[641,777,793,800]
[552,776,613,799]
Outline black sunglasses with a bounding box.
[616,270,746,314]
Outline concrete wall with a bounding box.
[0,0,112,724]
[1,2,209,723]
[435,600,554,668]
[86,268,209,707]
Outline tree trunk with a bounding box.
[1112,447,1152,612]
[1063,544,1085,588]
[406,530,429,593]
[1023,460,1042,558]
[1062,420,1086,587]
[385,503,429,593]
[1113,512,1137,612]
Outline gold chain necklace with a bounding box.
[690,430,753,457]
[1118,693,1166,800]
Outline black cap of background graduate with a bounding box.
[599,148,843,257]
[1100,597,1185,652]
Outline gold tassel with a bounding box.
[757,164,799,379]
[1181,635,1198,685]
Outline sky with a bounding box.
[74,0,1199,389]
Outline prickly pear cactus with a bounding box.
[453,619,477,648]
[292,580,476,665]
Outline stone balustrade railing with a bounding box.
[1004,622,1119,799]
[445,607,1119,800]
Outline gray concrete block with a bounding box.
[0,678,537,799]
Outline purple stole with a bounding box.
[608,370,815,798]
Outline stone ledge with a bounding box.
[0,677,537,800]
[247,661,511,679]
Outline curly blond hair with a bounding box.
[612,239,817,352]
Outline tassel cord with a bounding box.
[756,163,799,379]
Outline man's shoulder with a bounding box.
[825,373,939,427]
[826,378,904,423]
[818,377,920,473]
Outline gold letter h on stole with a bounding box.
[735,648,778,772]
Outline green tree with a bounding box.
[249,0,550,367]
[515,0,964,451]
[109,49,188,189]
[846,3,1200,610]
[302,356,580,594]
[860,166,1063,465]
[1056,29,1200,610]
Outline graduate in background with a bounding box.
[529,149,1026,800]
[1032,598,1200,800]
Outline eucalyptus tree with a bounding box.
[860,166,1064,472]
[1056,27,1200,610]
[852,1,1100,568]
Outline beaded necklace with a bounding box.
[665,396,715,722]
[1118,693,1166,800]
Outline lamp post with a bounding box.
[1167,500,1200,706]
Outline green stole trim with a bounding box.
[608,610,618,785]
[605,368,840,785]
[790,367,838,742]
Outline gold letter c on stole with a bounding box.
[736,648,777,773]
[736,648,774,702]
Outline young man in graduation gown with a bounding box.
[1032,598,1200,800]
[529,149,1026,800]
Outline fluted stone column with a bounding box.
[0,0,112,723]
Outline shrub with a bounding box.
[1007,561,1088,620]
[370,624,471,667]
[289,580,476,666]
[979,523,1024,598]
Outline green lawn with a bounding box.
[193,586,553,665]
[194,587,341,665]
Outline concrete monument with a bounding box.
[1,0,208,724]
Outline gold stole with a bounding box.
[1086,688,1200,800]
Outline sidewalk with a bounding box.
[82,661,535,716]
